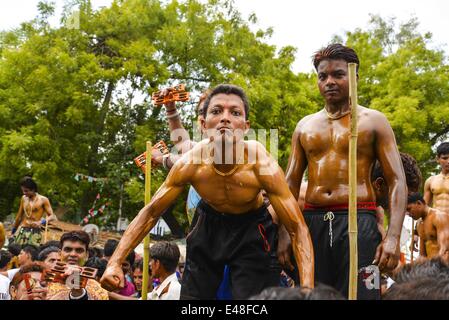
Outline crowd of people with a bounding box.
[1,43,449,300]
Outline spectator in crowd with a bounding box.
[9,262,48,300]
[0,251,12,300]
[249,283,345,300]
[37,246,60,269]
[45,231,108,300]
[147,241,181,300]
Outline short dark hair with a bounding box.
[202,84,250,120]
[103,239,119,257]
[133,259,144,271]
[371,152,422,192]
[249,284,345,300]
[85,257,107,279]
[0,250,12,269]
[20,176,38,192]
[8,243,21,256]
[39,240,61,252]
[313,43,360,72]
[60,231,90,251]
[126,250,135,267]
[393,257,449,284]
[407,192,425,204]
[37,246,60,262]
[437,142,449,157]
[22,245,39,261]
[197,89,212,117]
[150,241,180,274]
[383,277,449,300]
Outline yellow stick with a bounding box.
[141,141,152,300]
[348,63,358,300]
[410,220,415,263]
[43,218,49,243]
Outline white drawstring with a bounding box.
[324,211,335,247]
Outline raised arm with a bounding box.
[256,144,314,288]
[0,223,5,249]
[285,123,308,201]
[101,160,191,291]
[423,177,433,207]
[373,112,407,272]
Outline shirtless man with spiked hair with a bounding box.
[101,84,314,299]
[285,43,407,299]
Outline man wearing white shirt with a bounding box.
[148,241,181,300]
[0,251,12,300]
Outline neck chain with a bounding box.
[212,146,245,177]
[25,193,38,218]
[324,107,351,120]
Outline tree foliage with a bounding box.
[0,2,447,231]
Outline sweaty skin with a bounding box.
[424,175,449,215]
[285,59,407,273]
[101,93,314,291]
[14,192,57,230]
[414,208,449,262]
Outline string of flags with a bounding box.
[74,173,109,225]
[81,203,109,225]
[74,173,108,183]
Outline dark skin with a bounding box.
[424,153,449,214]
[285,59,407,273]
[153,90,293,270]
[407,201,449,263]
[101,93,315,291]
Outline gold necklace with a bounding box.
[324,107,351,120]
[211,145,245,177]
[213,165,240,177]
[24,194,38,218]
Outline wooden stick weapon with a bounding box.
[348,62,359,300]
[141,141,152,300]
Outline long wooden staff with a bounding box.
[43,218,49,243]
[348,63,358,300]
[410,220,415,263]
[141,141,152,300]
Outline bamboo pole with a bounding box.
[410,220,415,263]
[348,63,358,300]
[43,218,49,243]
[141,141,152,300]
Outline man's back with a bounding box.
[418,208,449,259]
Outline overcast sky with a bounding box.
[1,0,448,73]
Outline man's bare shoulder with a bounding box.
[359,106,389,123]
[294,112,323,131]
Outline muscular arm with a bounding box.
[417,222,427,257]
[435,214,449,262]
[13,197,24,229]
[256,145,314,288]
[285,123,308,201]
[373,113,407,271]
[43,197,57,222]
[423,177,433,207]
[101,159,191,290]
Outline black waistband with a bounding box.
[198,200,268,221]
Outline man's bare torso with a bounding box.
[179,140,267,214]
[427,175,449,214]
[20,194,47,228]
[298,106,377,205]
